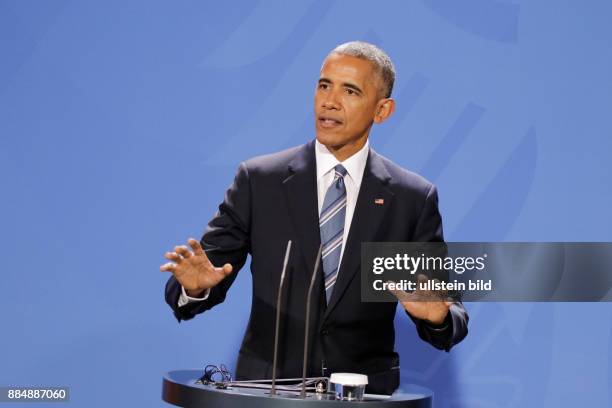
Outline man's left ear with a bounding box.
[373,98,395,124]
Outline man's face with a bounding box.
[314,54,385,159]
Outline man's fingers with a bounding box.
[386,281,413,302]
[175,245,192,258]
[160,262,176,272]
[429,278,446,300]
[215,263,233,276]
[389,289,411,302]
[164,252,183,263]
[188,238,205,256]
[416,274,429,285]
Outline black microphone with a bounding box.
[300,243,323,398]
[270,240,292,396]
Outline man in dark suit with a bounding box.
[162,41,468,395]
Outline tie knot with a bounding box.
[334,164,348,179]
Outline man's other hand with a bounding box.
[160,238,233,297]
[388,274,452,326]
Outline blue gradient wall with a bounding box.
[1,1,611,407]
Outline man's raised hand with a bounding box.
[388,274,452,326]
[160,238,233,297]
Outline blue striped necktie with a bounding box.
[319,164,348,303]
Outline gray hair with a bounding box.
[326,41,396,98]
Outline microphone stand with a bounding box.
[300,244,323,398]
[270,240,292,396]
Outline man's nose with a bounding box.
[322,90,341,110]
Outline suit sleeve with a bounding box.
[407,184,469,351]
[165,162,252,322]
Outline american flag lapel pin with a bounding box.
[374,198,384,205]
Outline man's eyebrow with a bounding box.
[317,77,363,94]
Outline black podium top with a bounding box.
[162,370,432,408]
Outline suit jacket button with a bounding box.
[321,329,329,335]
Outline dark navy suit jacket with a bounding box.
[165,140,468,395]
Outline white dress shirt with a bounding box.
[178,139,370,306]
[314,139,369,270]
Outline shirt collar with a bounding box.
[315,138,369,186]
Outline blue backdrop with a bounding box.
[1,1,611,407]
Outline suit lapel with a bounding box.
[323,148,394,321]
[282,140,321,281]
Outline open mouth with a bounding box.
[318,116,343,128]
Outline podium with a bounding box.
[162,370,433,408]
